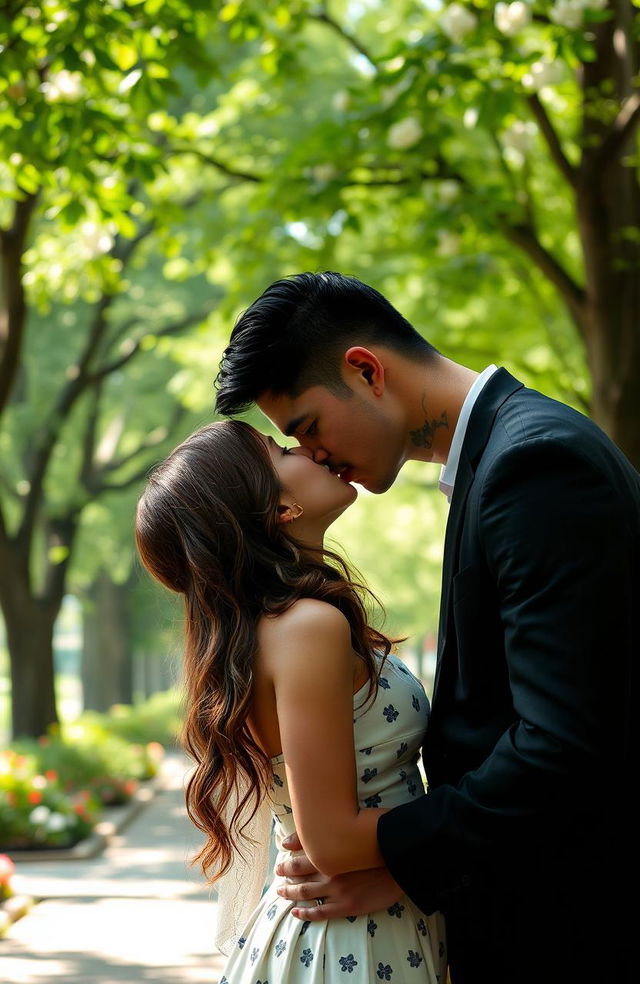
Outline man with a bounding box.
[215,271,636,983]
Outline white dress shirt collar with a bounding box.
[438,365,499,503]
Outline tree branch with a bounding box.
[0,192,38,417]
[84,404,186,496]
[527,93,578,188]
[166,147,262,183]
[86,306,214,385]
[596,91,640,167]
[499,219,587,328]
[309,8,378,72]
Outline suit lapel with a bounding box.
[431,369,524,703]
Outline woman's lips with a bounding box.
[338,466,355,484]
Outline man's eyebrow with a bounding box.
[284,414,308,438]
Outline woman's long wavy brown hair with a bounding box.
[135,419,391,885]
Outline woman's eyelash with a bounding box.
[304,422,317,436]
[282,446,292,455]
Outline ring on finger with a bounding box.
[314,897,326,907]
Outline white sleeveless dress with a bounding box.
[218,652,447,983]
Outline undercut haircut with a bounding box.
[214,271,438,416]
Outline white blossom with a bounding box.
[29,805,51,826]
[80,221,114,258]
[502,120,537,154]
[549,0,584,28]
[463,106,479,129]
[46,812,68,832]
[440,4,478,44]
[495,2,531,37]
[387,117,423,149]
[42,70,85,103]
[312,163,337,182]
[438,180,461,205]
[332,90,350,113]
[436,230,462,257]
[522,60,564,90]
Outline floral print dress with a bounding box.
[218,652,446,983]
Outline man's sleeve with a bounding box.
[377,438,633,914]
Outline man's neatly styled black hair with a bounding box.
[214,271,438,416]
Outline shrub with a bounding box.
[0,750,101,850]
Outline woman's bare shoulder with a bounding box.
[257,598,350,650]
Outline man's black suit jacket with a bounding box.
[378,369,638,983]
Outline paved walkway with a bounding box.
[3,752,227,983]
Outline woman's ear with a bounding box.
[343,346,385,395]
[277,502,304,524]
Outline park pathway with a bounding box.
[3,752,226,983]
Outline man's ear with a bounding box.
[344,346,385,395]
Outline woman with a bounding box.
[135,419,446,983]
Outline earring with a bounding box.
[289,502,304,521]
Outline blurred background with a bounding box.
[0,0,637,866]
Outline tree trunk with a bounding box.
[81,572,134,712]
[1,591,59,740]
[574,3,640,468]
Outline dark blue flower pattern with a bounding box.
[360,746,373,755]
[387,902,405,918]
[300,947,314,967]
[379,677,390,689]
[396,741,408,759]
[274,939,287,957]
[266,903,277,920]
[299,920,311,936]
[412,695,420,712]
[408,780,418,796]
[364,792,382,807]
[383,704,399,723]
[416,917,427,936]
[272,772,283,787]
[250,947,259,964]
[339,954,358,973]
[367,918,377,937]
[377,963,393,980]
[407,950,423,968]
[238,936,246,949]
[439,940,446,958]
[361,767,377,783]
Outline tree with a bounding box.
[0,0,222,737]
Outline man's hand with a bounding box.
[275,832,404,921]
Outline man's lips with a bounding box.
[318,460,357,484]
[337,466,355,484]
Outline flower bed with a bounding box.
[0,748,101,852]
[0,691,176,853]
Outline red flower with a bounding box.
[0,854,15,886]
[45,770,58,781]
[27,790,42,804]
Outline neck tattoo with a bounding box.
[409,402,449,449]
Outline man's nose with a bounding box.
[290,445,314,460]
[312,448,330,464]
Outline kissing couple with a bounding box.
[136,272,636,984]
